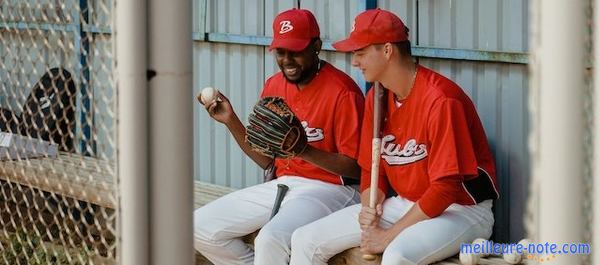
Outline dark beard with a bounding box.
[283,60,321,85]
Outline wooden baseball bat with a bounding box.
[270,184,289,220]
[363,82,383,261]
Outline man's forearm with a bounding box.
[298,145,360,179]
[387,203,430,237]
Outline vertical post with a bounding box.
[71,4,83,153]
[593,0,600,263]
[536,0,584,263]
[116,0,149,263]
[148,0,194,263]
[78,0,94,155]
[198,0,207,40]
[360,0,377,10]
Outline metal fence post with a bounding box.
[593,0,600,263]
[116,0,149,263]
[148,0,194,263]
[534,0,585,263]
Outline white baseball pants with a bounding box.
[193,176,360,265]
[290,196,494,265]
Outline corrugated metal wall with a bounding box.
[194,0,267,187]
[194,42,265,187]
[194,0,529,242]
[91,34,115,159]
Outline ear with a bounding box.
[383,43,394,60]
[313,39,323,55]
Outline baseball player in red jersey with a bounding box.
[290,9,499,265]
[194,9,365,265]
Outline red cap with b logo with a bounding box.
[333,8,409,52]
[269,9,320,52]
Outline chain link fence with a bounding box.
[0,0,117,264]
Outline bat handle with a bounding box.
[270,184,289,220]
[369,138,382,209]
[363,138,381,261]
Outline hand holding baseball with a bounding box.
[198,87,235,124]
[197,86,220,105]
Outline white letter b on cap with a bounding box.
[279,21,293,34]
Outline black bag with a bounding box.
[0,68,77,152]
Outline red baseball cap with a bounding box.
[269,9,320,52]
[333,8,409,52]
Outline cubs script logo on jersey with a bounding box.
[381,135,428,165]
[301,121,324,142]
[279,21,293,34]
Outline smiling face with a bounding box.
[351,44,388,82]
[274,39,321,86]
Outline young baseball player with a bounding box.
[194,9,365,265]
[290,9,499,265]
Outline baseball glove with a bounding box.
[246,97,307,159]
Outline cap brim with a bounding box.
[269,38,311,52]
[332,38,370,52]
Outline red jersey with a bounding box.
[261,61,365,185]
[358,65,499,216]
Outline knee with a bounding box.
[193,230,212,253]
[193,209,211,252]
[193,235,210,254]
[254,227,289,252]
[292,226,317,255]
[291,225,313,252]
[290,225,322,264]
[193,208,220,251]
[291,223,329,262]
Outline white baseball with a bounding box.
[459,252,480,265]
[472,238,490,257]
[199,86,219,105]
[518,238,533,254]
[503,252,522,264]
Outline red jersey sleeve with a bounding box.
[333,91,365,159]
[427,98,478,180]
[358,89,389,194]
[417,176,463,217]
